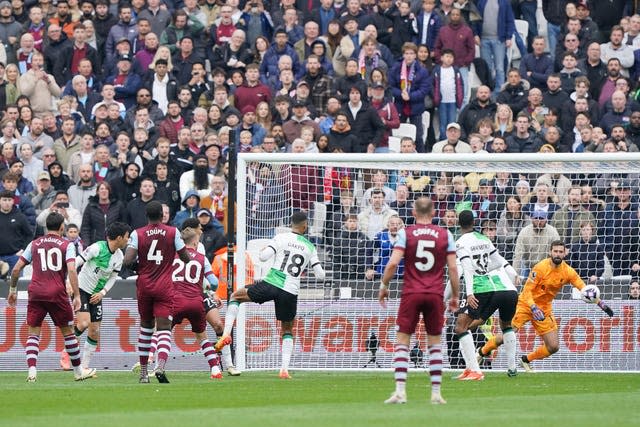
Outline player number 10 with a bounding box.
[414,240,435,271]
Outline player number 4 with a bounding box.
[147,239,163,265]
[415,240,435,271]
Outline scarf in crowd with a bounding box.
[323,167,351,203]
[358,49,380,78]
[400,60,416,93]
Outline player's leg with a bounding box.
[80,296,103,372]
[454,313,483,379]
[25,300,47,381]
[136,292,155,383]
[279,320,294,379]
[497,291,519,376]
[153,316,173,383]
[422,294,447,404]
[276,289,298,379]
[522,328,559,371]
[191,303,223,379]
[479,300,527,360]
[205,306,238,375]
[25,325,41,382]
[385,295,419,404]
[81,321,100,370]
[216,284,262,351]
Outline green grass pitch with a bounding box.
[2,371,638,427]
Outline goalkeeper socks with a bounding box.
[25,335,40,368]
[200,339,219,368]
[222,301,240,336]
[527,344,551,362]
[502,328,517,371]
[155,330,172,371]
[137,326,154,369]
[63,334,81,368]
[281,333,294,371]
[392,344,409,394]
[457,332,480,371]
[81,336,98,369]
[481,336,498,357]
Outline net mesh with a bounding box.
[235,153,640,372]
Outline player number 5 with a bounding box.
[415,240,435,271]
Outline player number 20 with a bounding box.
[172,259,202,284]
[415,240,435,271]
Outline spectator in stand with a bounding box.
[432,122,471,153]
[600,179,640,278]
[457,85,497,140]
[628,280,640,299]
[433,7,475,105]
[369,81,400,152]
[0,189,32,271]
[512,210,560,278]
[364,214,404,281]
[67,163,95,215]
[600,25,634,77]
[342,85,386,153]
[332,213,368,281]
[579,42,608,100]
[550,185,596,244]
[496,195,530,263]
[234,63,272,112]
[18,51,60,115]
[506,112,543,153]
[357,188,398,240]
[80,180,127,245]
[105,54,142,110]
[433,49,464,139]
[105,4,137,61]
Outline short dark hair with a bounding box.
[550,240,566,249]
[181,218,200,230]
[0,189,13,199]
[291,211,308,226]
[46,212,65,231]
[106,222,131,240]
[458,210,475,228]
[146,200,164,221]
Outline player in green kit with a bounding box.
[74,222,131,373]
[215,211,325,379]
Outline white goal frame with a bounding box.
[234,152,640,372]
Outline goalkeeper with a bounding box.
[478,240,614,372]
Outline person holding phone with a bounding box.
[35,190,82,230]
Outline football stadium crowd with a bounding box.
[0,0,639,298]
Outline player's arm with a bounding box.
[459,256,478,308]
[123,230,139,268]
[309,249,325,281]
[446,231,459,311]
[7,243,31,307]
[488,250,520,286]
[520,266,545,321]
[75,243,98,269]
[203,257,219,291]
[65,244,81,312]
[259,243,277,262]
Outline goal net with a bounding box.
[234,152,640,372]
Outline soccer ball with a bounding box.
[581,285,600,304]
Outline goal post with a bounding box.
[234,152,640,372]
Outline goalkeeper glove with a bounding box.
[597,301,614,317]
[531,304,545,321]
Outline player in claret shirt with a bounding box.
[8,212,95,382]
[379,197,460,405]
[215,211,325,379]
[124,201,191,384]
